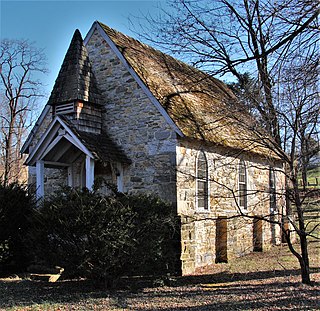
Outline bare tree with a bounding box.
[134,0,318,146]
[132,0,319,284]
[279,52,319,190]
[0,39,47,185]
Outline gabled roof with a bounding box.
[95,21,277,158]
[48,29,104,106]
[26,116,130,166]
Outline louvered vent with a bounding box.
[55,102,75,115]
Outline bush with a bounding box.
[29,186,180,283]
[119,194,181,276]
[0,182,35,274]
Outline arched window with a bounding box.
[238,160,247,209]
[269,167,277,245]
[196,151,209,211]
[269,167,276,213]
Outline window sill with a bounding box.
[196,209,211,214]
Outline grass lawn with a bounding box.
[0,241,319,311]
[299,167,320,189]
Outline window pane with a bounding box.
[239,160,247,209]
[239,196,245,208]
[197,151,209,211]
[239,174,245,183]
[239,183,246,193]
[269,168,276,212]
[198,170,206,179]
[198,180,205,191]
[198,197,205,209]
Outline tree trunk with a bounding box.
[3,118,14,186]
[298,233,311,285]
[284,223,311,285]
[294,181,311,285]
[301,168,308,190]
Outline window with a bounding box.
[269,167,277,245]
[238,160,247,209]
[196,151,209,211]
[269,168,276,213]
[216,217,228,263]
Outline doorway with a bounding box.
[253,218,263,252]
[215,217,228,263]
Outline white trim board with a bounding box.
[26,116,94,166]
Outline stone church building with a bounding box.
[22,21,286,275]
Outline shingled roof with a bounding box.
[60,116,131,164]
[98,22,277,158]
[74,130,131,165]
[48,29,104,106]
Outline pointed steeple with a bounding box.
[48,29,104,106]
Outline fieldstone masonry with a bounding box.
[86,30,178,202]
[26,25,287,276]
[176,140,285,274]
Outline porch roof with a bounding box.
[26,116,131,167]
[61,116,131,165]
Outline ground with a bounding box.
[0,241,319,311]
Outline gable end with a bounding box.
[84,21,183,138]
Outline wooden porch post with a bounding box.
[36,160,44,200]
[116,163,124,192]
[85,155,94,190]
[67,165,73,187]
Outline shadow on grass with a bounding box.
[110,273,320,311]
[0,279,108,309]
[0,267,319,310]
[172,266,320,287]
[131,281,320,311]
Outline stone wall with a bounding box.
[176,139,285,274]
[24,28,288,276]
[28,166,67,195]
[86,30,178,203]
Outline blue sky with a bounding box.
[1,0,166,101]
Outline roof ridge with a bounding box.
[95,21,278,158]
[97,21,233,97]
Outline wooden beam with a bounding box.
[66,149,83,164]
[68,165,73,187]
[85,155,94,190]
[40,135,63,160]
[51,141,73,162]
[64,133,93,158]
[43,161,70,167]
[26,122,60,166]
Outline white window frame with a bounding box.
[196,150,210,212]
[238,159,247,210]
[269,167,276,213]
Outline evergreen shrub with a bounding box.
[30,186,180,283]
[0,182,35,274]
